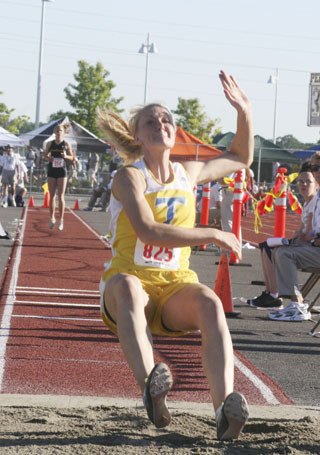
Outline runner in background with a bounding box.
[43,123,74,231]
[97,70,253,441]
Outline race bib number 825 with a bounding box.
[134,239,180,269]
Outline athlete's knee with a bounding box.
[108,274,145,303]
[193,288,224,326]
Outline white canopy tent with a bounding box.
[19,117,109,154]
[19,117,77,150]
[0,126,26,147]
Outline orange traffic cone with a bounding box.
[42,191,50,208]
[214,253,241,318]
[28,196,35,208]
[73,199,80,210]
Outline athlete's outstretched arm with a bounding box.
[184,70,253,186]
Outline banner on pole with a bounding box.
[308,73,320,127]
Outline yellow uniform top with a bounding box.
[104,159,196,275]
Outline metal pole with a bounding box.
[272,68,279,144]
[35,1,46,128]
[143,33,150,105]
[257,148,262,184]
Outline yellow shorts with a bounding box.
[100,268,199,337]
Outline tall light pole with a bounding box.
[35,0,54,129]
[267,67,279,144]
[138,33,158,105]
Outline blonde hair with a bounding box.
[310,151,320,165]
[54,123,70,134]
[98,104,175,165]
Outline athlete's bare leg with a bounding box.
[47,177,57,221]
[56,177,67,222]
[162,283,234,411]
[104,273,155,391]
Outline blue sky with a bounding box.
[1,0,320,145]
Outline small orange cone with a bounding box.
[73,199,80,210]
[42,191,50,208]
[214,253,241,317]
[28,196,35,208]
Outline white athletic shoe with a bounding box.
[58,221,64,231]
[269,301,308,315]
[268,302,311,321]
[2,198,8,208]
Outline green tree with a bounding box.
[173,98,221,144]
[0,92,14,127]
[0,92,33,134]
[48,110,77,123]
[276,135,307,150]
[6,115,33,135]
[64,60,123,135]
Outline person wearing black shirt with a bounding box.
[44,123,74,230]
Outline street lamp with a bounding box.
[35,0,54,129]
[138,33,158,105]
[267,67,279,144]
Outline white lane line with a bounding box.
[17,286,99,294]
[15,300,100,308]
[0,208,27,391]
[12,315,102,322]
[234,355,280,405]
[16,290,98,297]
[70,208,110,246]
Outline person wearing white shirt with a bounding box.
[15,160,29,207]
[247,161,320,322]
[1,145,20,208]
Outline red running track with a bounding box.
[241,211,301,245]
[0,206,292,405]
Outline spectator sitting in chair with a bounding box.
[246,161,320,322]
[87,152,100,188]
[15,159,29,207]
[83,170,116,212]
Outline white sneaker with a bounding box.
[268,302,311,321]
[58,221,64,231]
[269,301,308,315]
[2,198,8,208]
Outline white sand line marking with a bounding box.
[12,315,102,322]
[234,355,280,405]
[0,207,28,391]
[15,300,100,309]
[16,289,99,297]
[16,290,98,297]
[17,286,99,294]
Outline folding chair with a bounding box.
[301,267,320,336]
